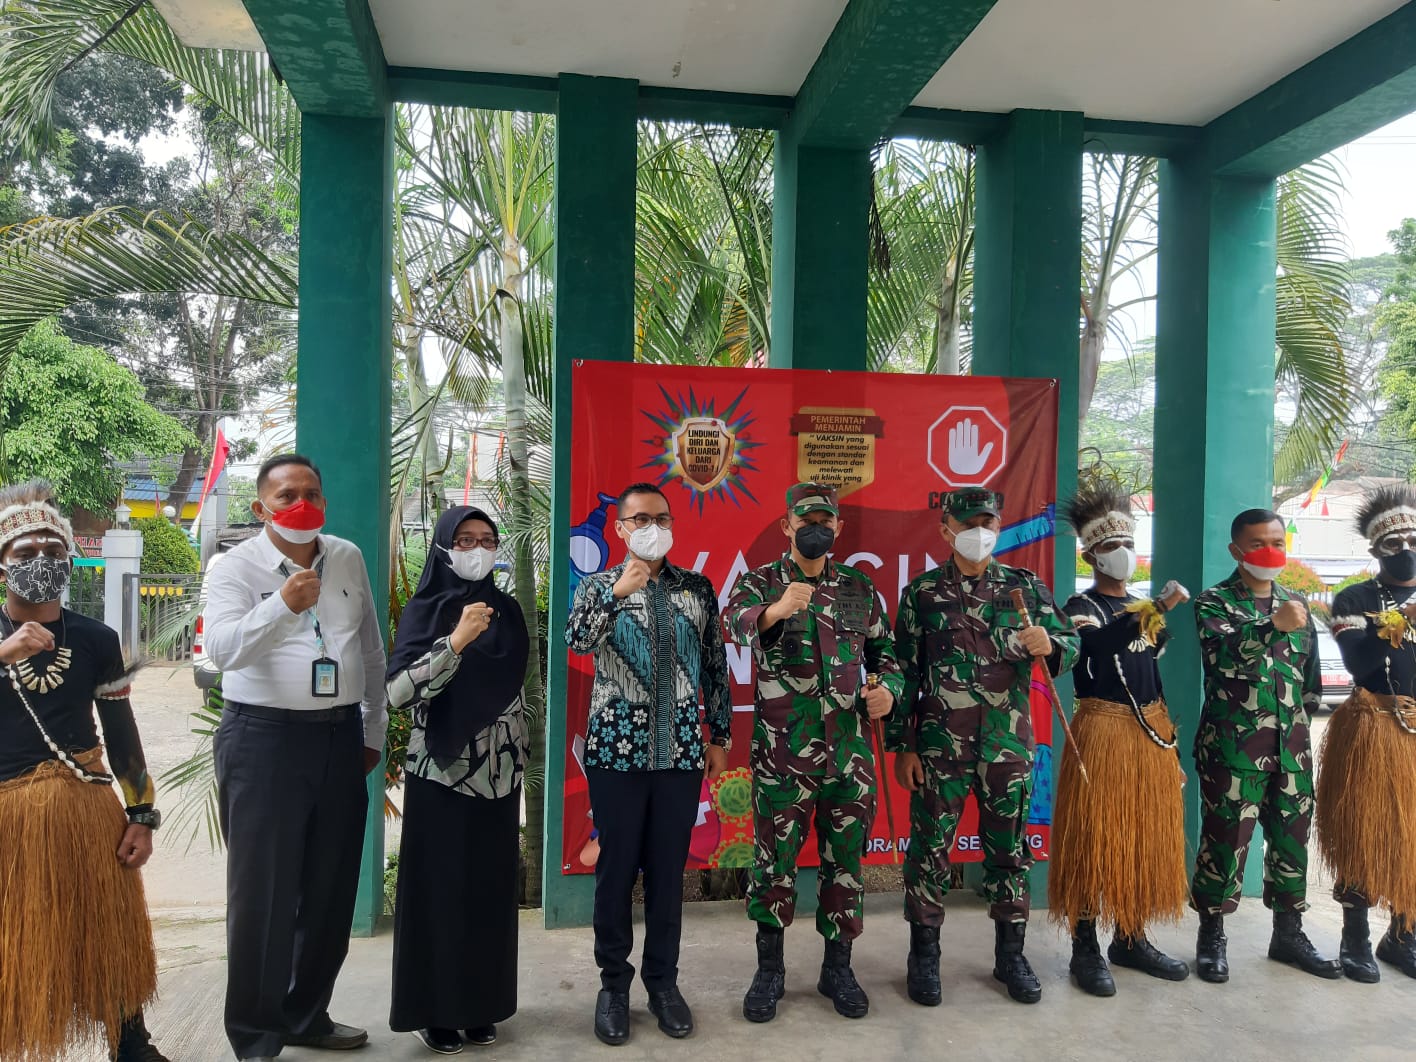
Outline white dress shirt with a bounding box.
[202,529,389,749]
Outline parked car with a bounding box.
[1314,618,1353,708]
[193,524,263,690]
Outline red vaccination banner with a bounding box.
[561,363,1059,876]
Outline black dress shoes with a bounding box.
[413,1028,463,1055]
[647,986,694,1038]
[594,989,631,1046]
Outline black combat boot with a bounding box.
[817,938,869,1019]
[992,921,1042,1004]
[1375,917,1416,978]
[1268,909,1342,979]
[113,1013,171,1062]
[906,922,942,1006]
[1339,904,1380,983]
[743,924,786,1023]
[1196,911,1229,983]
[1109,933,1189,981]
[1069,919,1115,997]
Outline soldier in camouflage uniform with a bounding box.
[889,487,1078,1006]
[722,482,902,1022]
[1190,507,1341,983]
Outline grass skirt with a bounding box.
[1316,688,1416,926]
[0,753,157,1061]
[1048,698,1189,938]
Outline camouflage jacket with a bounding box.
[566,560,732,773]
[888,559,1079,763]
[1193,570,1318,773]
[722,553,903,778]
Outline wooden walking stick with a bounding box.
[1009,588,1089,785]
[864,673,902,864]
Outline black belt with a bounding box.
[226,700,360,724]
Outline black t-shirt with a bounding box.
[1063,588,1166,704]
[1332,580,1416,697]
[0,610,141,790]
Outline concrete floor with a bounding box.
[58,667,1416,1061]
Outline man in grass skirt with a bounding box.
[1050,484,1190,996]
[1319,484,1416,982]
[0,480,166,1062]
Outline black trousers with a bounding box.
[587,767,701,993]
[215,703,368,1060]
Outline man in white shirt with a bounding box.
[203,454,388,1061]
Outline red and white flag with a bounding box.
[192,427,230,528]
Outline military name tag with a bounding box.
[312,658,339,698]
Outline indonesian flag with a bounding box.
[192,428,230,528]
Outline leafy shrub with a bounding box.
[1277,558,1324,596]
[1331,571,1373,595]
[1130,558,1151,584]
[136,516,199,574]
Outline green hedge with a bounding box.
[136,516,199,574]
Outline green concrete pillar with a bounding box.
[972,109,1084,904]
[769,141,871,370]
[294,110,394,936]
[1154,160,1277,893]
[765,138,870,906]
[543,73,639,929]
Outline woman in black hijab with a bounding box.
[387,507,530,1055]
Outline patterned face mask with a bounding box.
[4,556,71,603]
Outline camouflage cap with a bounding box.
[786,481,839,516]
[944,486,1003,521]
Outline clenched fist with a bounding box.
[863,683,894,720]
[895,750,925,793]
[1017,626,1053,657]
[613,559,652,599]
[280,568,321,613]
[1272,599,1308,633]
[0,621,55,665]
[450,602,495,652]
[1157,580,1190,612]
[765,581,814,626]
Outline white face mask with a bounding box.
[443,545,496,582]
[952,527,997,564]
[1241,560,1285,582]
[1092,545,1137,581]
[628,524,673,562]
[267,521,322,545]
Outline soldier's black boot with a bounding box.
[906,922,942,1006]
[817,938,869,1019]
[743,924,786,1023]
[1375,917,1416,978]
[113,1013,170,1062]
[1069,920,1115,997]
[992,920,1042,1004]
[1196,911,1229,984]
[1109,932,1190,981]
[1340,904,1380,983]
[1268,909,1343,979]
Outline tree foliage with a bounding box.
[135,514,198,573]
[0,319,195,512]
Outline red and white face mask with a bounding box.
[1240,546,1286,581]
[265,499,325,545]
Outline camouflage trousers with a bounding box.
[747,766,874,942]
[1191,761,1313,915]
[903,752,1033,926]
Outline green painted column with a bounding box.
[769,142,871,370]
[972,109,1084,904]
[294,110,394,936]
[1154,159,1277,893]
[543,73,639,929]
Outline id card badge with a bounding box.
[312,657,340,698]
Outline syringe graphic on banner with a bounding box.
[568,492,617,603]
[993,503,1056,557]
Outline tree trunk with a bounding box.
[1078,308,1108,427]
[163,443,203,513]
[399,325,445,515]
[501,237,547,907]
[936,271,962,375]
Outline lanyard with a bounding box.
[279,555,328,657]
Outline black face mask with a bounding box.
[1381,549,1416,583]
[795,523,835,560]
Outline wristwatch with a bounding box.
[127,807,162,831]
[709,735,733,753]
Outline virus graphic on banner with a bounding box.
[643,385,760,511]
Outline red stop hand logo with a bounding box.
[927,406,1007,487]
